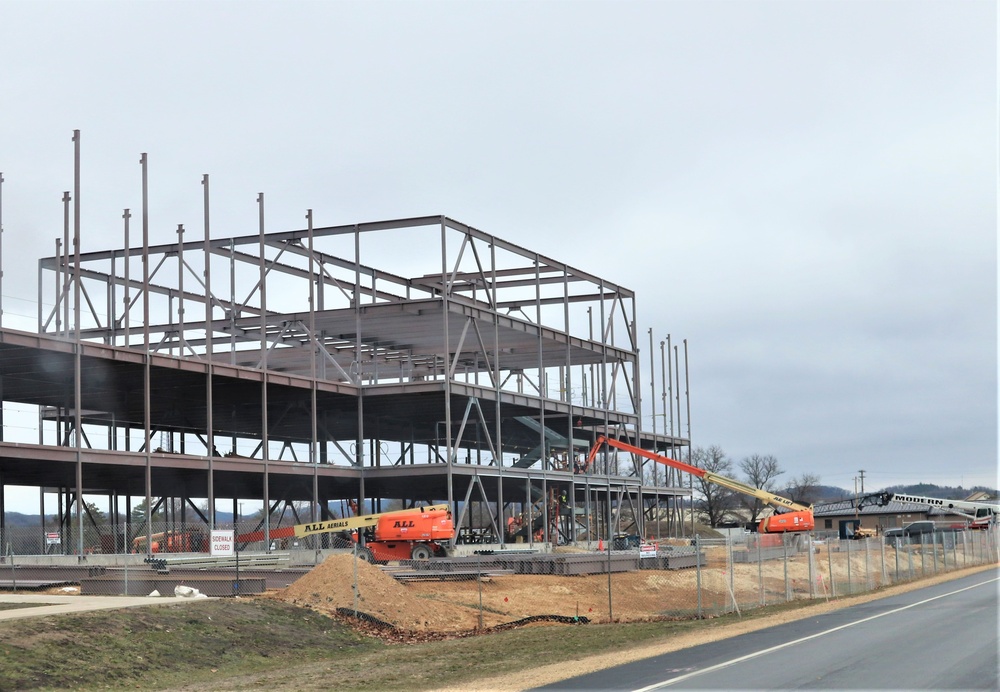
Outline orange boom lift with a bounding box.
[237,504,454,562]
[587,435,815,533]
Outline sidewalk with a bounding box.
[0,594,212,621]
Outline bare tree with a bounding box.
[739,454,784,524]
[787,473,822,505]
[690,445,739,528]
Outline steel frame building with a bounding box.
[0,150,691,554]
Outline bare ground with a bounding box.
[270,543,937,631]
[443,562,998,692]
[261,544,999,690]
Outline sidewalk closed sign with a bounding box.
[211,530,235,557]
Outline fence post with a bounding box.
[827,539,835,597]
[845,540,852,594]
[893,536,900,582]
[727,537,735,613]
[807,534,815,599]
[352,540,358,616]
[477,555,484,631]
[907,537,914,579]
[606,533,613,623]
[782,534,790,602]
[757,535,764,606]
[7,543,14,593]
[879,535,886,587]
[863,538,871,591]
[695,535,702,619]
[123,529,129,596]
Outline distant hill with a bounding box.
[877,483,997,500]
[812,485,853,502]
[775,484,852,504]
[776,483,998,504]
[4,512,41,527]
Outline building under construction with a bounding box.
[0,147,692,554]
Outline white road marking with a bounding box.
[632,576,1000,691]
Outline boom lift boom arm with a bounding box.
[237,504,450,543]
[586,435,814,532]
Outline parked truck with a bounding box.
[882,520,964,546]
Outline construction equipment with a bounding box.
[874,492,997,528]
[132,530,206,554]
[849,525,878,539]
[587,436,815,533]
[237,504,454,562]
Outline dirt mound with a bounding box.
[272,545,919,633]
[276,555,727,630]
[274,554,503,632]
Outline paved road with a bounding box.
[538,568,999,691]
[0,594,212,621]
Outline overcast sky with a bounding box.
[0,1,996,511]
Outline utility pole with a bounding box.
[853,476,860,526]
[858,469,866,495]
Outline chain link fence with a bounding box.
[1,523,997,632]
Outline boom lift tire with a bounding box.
[356,547,375,563]
[410,543,433,560]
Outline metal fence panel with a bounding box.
[2,526,996,628]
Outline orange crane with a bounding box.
[237,504,454,561]
[587,435,815,533]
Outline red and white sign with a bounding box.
[639,543,657,559]
[210,530,235,557]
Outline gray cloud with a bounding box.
[0,1,994,507]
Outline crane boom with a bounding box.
[876,493,997,526]
[587,435,814,532]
